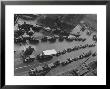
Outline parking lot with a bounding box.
[14,14,97,76]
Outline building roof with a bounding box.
[43,49,57,55]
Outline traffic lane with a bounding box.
[14,45,96,75]
[46,47,96,76]
[46,56,96,76]
[14,55,96,76]
[14,35,96,75]
[14,38,87,69]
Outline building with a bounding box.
[42,49,57,56]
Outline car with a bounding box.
[44,27,51,32]
[55,51,62,57]
[65,36,74,42]
[22,22,31,32]
[54,35,59,39]
[34,39,39,44]
[60,31,69,37]
[32,26,43,32]
[93,35,97,41]
[66,48,72,53]
[73,34,80,38]
[74,46,79,51]
[61,49,67,55]
[61,60,69,66]
[78,54,84,59]
[67,58,73,63]
[23,57,35,63]
[84,51,92,58]
[52,29,61,35]
[54,60,60,66]
[14,36,23,44]
[58,36,65,42]
[21,37,27,44]
[48,37,56,43]
[88,61,97,70]
[27,31,34,36]
[82,38,86,42]
[48,63,54,69]
[29,37,39,44]
[86,30,92,36]
[41,36,48,42]
[42,64,51,71]
[28,68,36,76]
[92,52,97,57]
[36,66,43,73]
[73,57,79,61]
[88,44,95,47]
[38,55,53,62]
[23,46,35,57]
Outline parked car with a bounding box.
[67,58,73,63]
[23,56,35,63]
[28,68,36,76]
[66,48,72,53]
[61,49,67,55]
[92,52,97,57]
[58,36,65,42]
[48,37,56,43]
[61,60,69,66]
[41,36,48,42]
[55,51,62,57]
[23,46,35,58]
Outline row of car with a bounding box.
[36,43,96,62]
[22,43,96,64]
[53,43,95,57]
[14,34,87,45]
[28,50,92,76]
[14,22,88,45]
[73,60,97,76]
[14,22,66,40]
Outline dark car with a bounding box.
[27,31,34,36]
[23,46,35,57]
[78,54,84,59]
[58,36,65,42]
[23,57,35,63]
[67,58,73,63]
[84,51,92,58]
[29,37,39,44]
[61,60,69,66]
[55,51,62,57]
[66,48,72,53]
[61,49,67,55]
[37,55,53,62]
[14,36,23,44]
[28,68,36,76]
[88,61,97,70]
[93,35,97,42]
[65,37,74,42]
[54,60,60,66]
[21,22,30,32]
[74,46,79,51]
[73,34,80,38]
[42,64,51,71]
[41,37,48,42]
[32,26,42,32]
[92,52,97,57]
[73,57,79,61]
[48,37,56,43]
[86,30,92,36]
[51,61,60,68]
[82,38,86,42]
